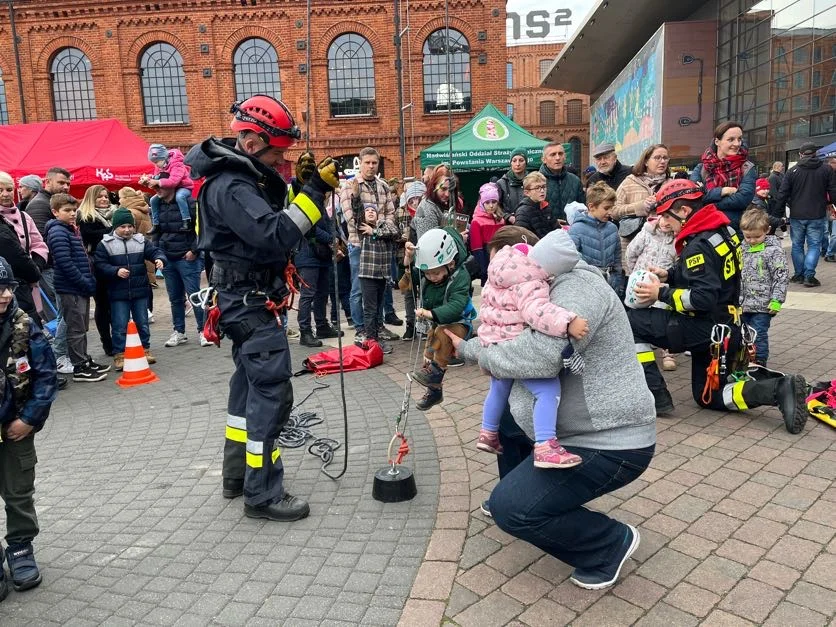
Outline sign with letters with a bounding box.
[506,0,594,47]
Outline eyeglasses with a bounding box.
[526,185,547,191]
[649,155,670,162]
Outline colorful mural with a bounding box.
[590,27,664,167]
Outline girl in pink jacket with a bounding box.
[477,229,589,469]
[140,144,195,234]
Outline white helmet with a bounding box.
[415,228,458,270]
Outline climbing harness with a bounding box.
[702,323,731,404]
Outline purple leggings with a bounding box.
[482,376,561,443]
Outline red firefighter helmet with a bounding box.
[230,95,301,149]
[655,179,704,215]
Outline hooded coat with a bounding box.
[44,219,96,296]
[478,240,577,345]
[514,196,555,239]
[740,235,789,314]
[775,155,836,221]
[624,218,677,275]
[152,148,195,191]
[469,195,505,283]
[94,233,167,301]
[420,227,473,325]
[568,212,622,290]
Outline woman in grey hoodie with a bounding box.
[449,226,656,591]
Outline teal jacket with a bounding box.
[419,227,473,325]
[540,165,585,223]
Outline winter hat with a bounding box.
[111,207,135,229]
[529,229,580,277]
[510,147,528,163]
[0,256,18,288]
[512,242,531,255]
[478,182,500,204]
[564,201,586,226]
[755,178,770,193]
[148,143,169,162]
[18,174,43,193]
[583,165,597,176]
[404,181,427,203]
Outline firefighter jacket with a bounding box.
[657,204,741,322]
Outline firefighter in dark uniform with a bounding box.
[627,179,809,434]
[185,95,339,521]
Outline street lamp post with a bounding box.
[6,0,27,122]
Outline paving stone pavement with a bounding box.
[393,258,836,626]
[0,292,439,626]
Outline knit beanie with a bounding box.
[404,181,427,203]
[111,207,135,229]
[148,143,169,162]
[529,229,579,277]
[510,147,528,163]
[755,177,770,193]
[0,256,17,288]
[18,174,43,193]
[478,182,499,204]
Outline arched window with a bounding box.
[50,47,96,121]
[569,137,582,171]
[140,42,190,125]
[566,99,583,125]
[539,100,555,126]
[233,38,281,101]
[327,33,376,117]
[423,28,471,113]
[0,69,8,125]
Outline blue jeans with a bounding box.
[741,311,772,366]
[484,378,561,443]
[789,218,825,279]
[110,297,150,352]
[491,413,654,570]
[151,188,192,225]
[826,218,836,257]
[163,256,205,334]
[348,244,365,331]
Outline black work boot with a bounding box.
[5,543,42,592]
[244,494,310,522]
[774,375,809,434]
[411,361,444,388]
[299,330,323,348]
[416,387,444,410]
[316,324,344,339]
[652,387,674,416]
[401,322,415,341]
[222,479,243,499]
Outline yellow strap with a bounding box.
[672,289,686,313]
[246,448,281,468]
[294,192,322,224]
[732,381,748,410]
[225,425,247,443]
[714,242,730,257]
[637,351,656,364]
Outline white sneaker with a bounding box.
[164,331,188,347]
[199,333,213,347]
[56,355,74,374]
[148,309,155,324]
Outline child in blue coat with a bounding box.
[568,182,623,294]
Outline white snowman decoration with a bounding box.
[624,269,659,309]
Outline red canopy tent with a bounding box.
[0,119,152,191]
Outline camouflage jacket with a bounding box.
[740,235,789,313]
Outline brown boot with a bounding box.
[144,349,157,364]
[113,353,124,371]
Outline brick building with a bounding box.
[505,43,590,169]
[0,0,510,177]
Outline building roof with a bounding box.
[541,0,708,95]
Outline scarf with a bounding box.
[637,173,670,194]
[674,204,731,253]
[504,170,525,187]
[700,145,749,190]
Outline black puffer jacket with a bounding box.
[154,195,198,260]
[588,161,633,191]
[94,233,166,301]
[24,190,53,237]
[514,196,556,239]
[776,156,836,221]
[0,217,40,317]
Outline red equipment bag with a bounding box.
[297,340,384,376]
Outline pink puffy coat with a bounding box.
[477,245,576,345]
[154,149,194,191]
[0,205,49,264]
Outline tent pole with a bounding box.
[444,0,453,215]
[7,1,26,123]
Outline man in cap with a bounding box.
[775,142,836,287]
[0,256,58,600]
[16,176,42,214]
[628,179,810,434]
[588,142,632,191]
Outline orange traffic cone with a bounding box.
[117,320,159,388]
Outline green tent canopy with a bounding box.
[420,103,568,171]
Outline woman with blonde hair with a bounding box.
[77,184,114,356]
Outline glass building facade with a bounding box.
[716,0,835,165]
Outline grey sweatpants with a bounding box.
[57,293,90,367]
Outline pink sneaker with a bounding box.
[477,429,503,455]
[534,438,582,468]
